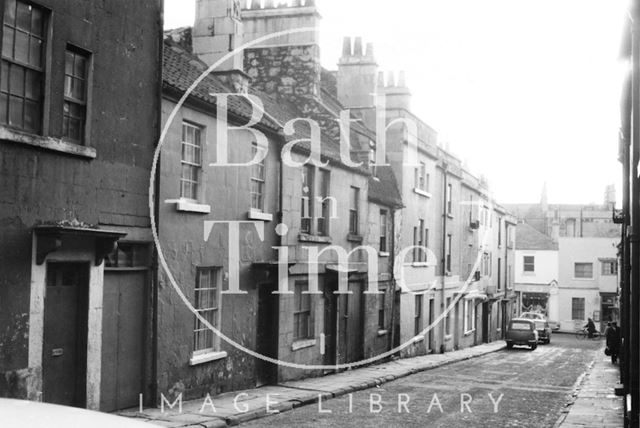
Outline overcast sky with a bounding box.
[164,0,628,205]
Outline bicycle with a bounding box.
[574,328,602,340]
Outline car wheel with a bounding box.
[506,342,513,349]
[530,344,537,351]
[546,338,551,344]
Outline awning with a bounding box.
[464,290,488,301]
[34,225,126,265]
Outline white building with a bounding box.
[514,223,559,326]
[557,237,619,332]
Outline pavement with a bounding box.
[556,347,624,428]
[119,341,506,427]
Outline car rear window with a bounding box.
[510,322,532,330]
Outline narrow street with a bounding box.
[241,335,604,428]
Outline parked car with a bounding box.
[520,312,546,320]
[505,318,538,350]
[0,399,162,428]
[534,319,552,344]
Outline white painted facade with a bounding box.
[514,249,559,325]
[557,237,619,332]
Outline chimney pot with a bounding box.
[365,42,375,59]
[398,70,407,87]
[377,71,385,87]
[265,0,276,8]
[342,36,352,57]
[387,71,396,87]
[250,0,261,9]
[353,37,363,56]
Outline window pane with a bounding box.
[8,95,22,127]
[23,99,39,132]
[71,76,85,100]
[28,36,42,68]
[30,7,43,37]
[2,26,14,57]
[14,30,28,63]
[0,61,9,93]
[8,61,23,96]
[4,0,16,25]
[24,68,40,100]
[74,54,86,78]
[15,1,30,32]
[0,93,8,124]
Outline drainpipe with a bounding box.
[151,0,164,405]
[630,2,640,423]
[622,77,632,393]
[440,162,448,354]
[388,207,397,355]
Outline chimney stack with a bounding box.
[383,69,411,111]
[192,0,248,92]
[241,0,322,99]
[336,36,379,109]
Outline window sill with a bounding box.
[176,200,211,214]
[572,278,595,281]
[411,262,430,268]
[0,126,96,159]
[444,334,453,341]
[291,339,316,351]
[347,234,363,243]
[248,210,273,222]
[379,251,390,258]
[446,213,454,219]
[377,329,388,337]
[523,272,535,276]
[413,188,432,198]
[464,329,476,337]
[413,335,425,343]
[189,351,227,366]
[299,234,331,244]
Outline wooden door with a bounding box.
[100,271,146,411]
[338,281,364,363]
[323,284,337,367]
[43,262,90,407]
[256,283,279,386]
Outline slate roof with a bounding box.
[516,222,558,251]
[368,166,403,208]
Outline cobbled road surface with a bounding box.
[241,334,603,428]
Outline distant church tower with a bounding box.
[540,181,548,212]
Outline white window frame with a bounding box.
[192,267,222,356]
[574,262,594,279]
[250,142,266,212]
[180,121,204,201]
[463,300,476,333]
[523,255,535,273]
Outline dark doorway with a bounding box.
[101,270,147,411]
[428,298,435,351]
[338,281,364,364]
[323,283,337,368]
[256,283,279,386]
[43,262,90,407]
[482,302,490,343]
